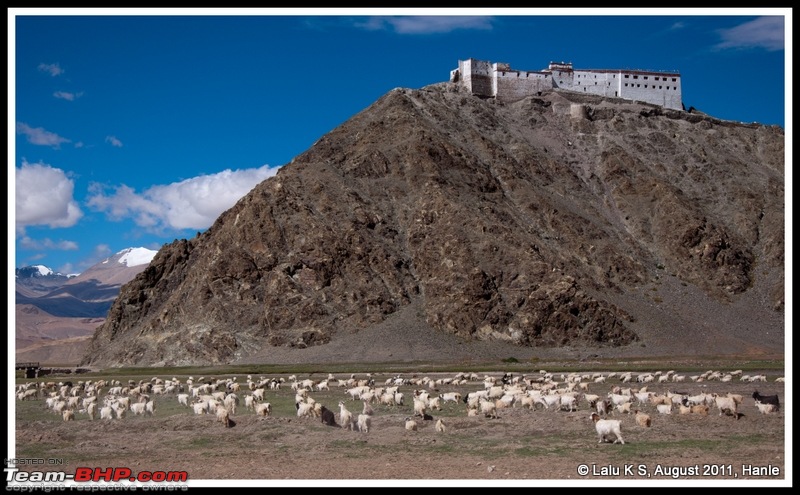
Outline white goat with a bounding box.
[356,414,372,433]
[439,392,462,404]
[656,403,672,415]
[255,402,272,417]
[480,399,499,419]
[296,401,315,419]
[216,407,231,428]
[338,401,354,430]
[100,406,114,420]
[755,401,777,415]
[590,413,624,444]
[714,395,739,418]
[413,398,428,418]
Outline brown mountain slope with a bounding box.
[15,304,103,365]
[81,84,785,367]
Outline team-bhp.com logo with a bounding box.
[6,466,188,491]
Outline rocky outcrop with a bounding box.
[81,84,784,366]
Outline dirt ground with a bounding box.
[13,368,787,487]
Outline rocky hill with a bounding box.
[81,84,785,367]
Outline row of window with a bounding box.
[624,74,677,82]
[575,73,678,82]
[623,83,677,90]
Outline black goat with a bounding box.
[752,391,780,411]
[319,405,338,427]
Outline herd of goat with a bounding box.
[16,368,784,444]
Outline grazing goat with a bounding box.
[216,407,231,428]
[714,395,739,419]
[656,404,672,415]
[752,391,780,412]
[295,401,315,419]
[634,410,652,427]
[435,418,446,433]
[615,402,632,415]
[595,399,611,416]
[255,402,272,417]
[755,402,778,415]
[100,406,114,420]
[480,399,499,419]
[439,392,462,404]
[590,413,624,444]
[404,417,418,431]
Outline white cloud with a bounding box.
[19,236,79,251]
[87,165,280,231]
[715,16,784,51]
[105,136,123,147]
[54,91,83,101]
[64,244,113,274]
[92,244,113,260]
[16,122,71,148]
[356,16,494,34]
[38,62,64,76]
[15,161,84,230]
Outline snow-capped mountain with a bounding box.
[72,247,158,287]
[104,247,158,268]
[15,264,74,280]
[15,247,158,365]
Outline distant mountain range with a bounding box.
[15,247,157,365]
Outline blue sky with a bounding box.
[10,8,791,275]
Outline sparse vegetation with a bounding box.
[14,364,786,481]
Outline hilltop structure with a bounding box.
[451,58,682,110]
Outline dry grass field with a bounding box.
[12,361,787,486]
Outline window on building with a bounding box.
[672,78,677,82]
[633,75,638,79]
[637,84,640,87]
[644,76,648,80]
[659,86,662,89]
